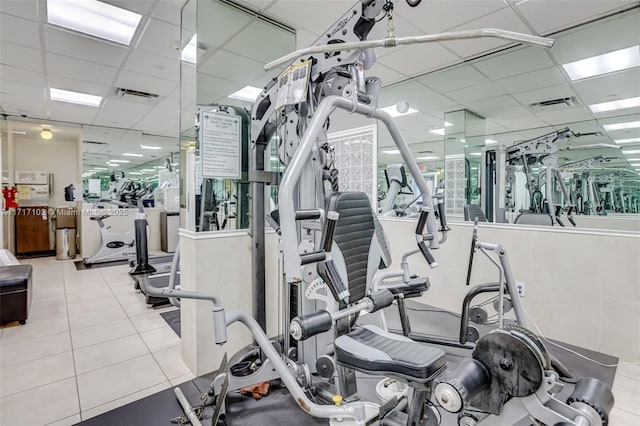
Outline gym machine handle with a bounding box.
[418,241,438,269]
[300,251,327,265]
[295,209,322,221]
[130,218,156,276]
[437,202,450,231]
[321,211,339,252]
[290,310,333,341]
[319,260,350,303]
[415,208,438,269]
[415,207,429,235]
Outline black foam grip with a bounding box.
[322,260,349,302]
[291,310,332,341]
[568,216,577,227]
[321,213,339,252]
[368,289,394,312]
[437,202,450,231]
[415,209,429,235]
[131,219,156,275]
[418,241,437,268]
[295,210,321,220]
[300,251,326,265]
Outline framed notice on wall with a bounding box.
[199,110,241,179]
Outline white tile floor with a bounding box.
[1,256,639,425]
[0,257,193,426]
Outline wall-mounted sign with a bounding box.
[199,111,241,179]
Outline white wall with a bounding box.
[573,214,640,232]
[380,218,640,361]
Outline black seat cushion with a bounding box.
[335,325,446,383]
[383,277,429,298]
[0,265,33,293]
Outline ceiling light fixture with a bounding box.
[380,105,419,118]
[129,172,143,175]
[625,158,640,161]
[122,153,143,157]
[429,128,446,135]
[602,121,640,131]
[109,159,130,163]
[47,0,142,46]
[486,139,497,144]
[50,88,102,107]
[381,149,400,155]
[416,156,440,160]
[140,144,162,150]
[93,167,108,171]
[622,149,640,155]
[181,34,197,64]
[470,152,482,156]
[228,86,263,102]
[562,46,640,81]
[40,128,53,140]
[589,96,640,113]
[615,138,640,144]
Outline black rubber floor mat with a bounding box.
[160,309,181,337]
[74,259,131,270]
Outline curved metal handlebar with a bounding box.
[265,28,554,71]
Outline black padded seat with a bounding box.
[0,265,33,324]
[334,325,446,383]
[383,277,429,298]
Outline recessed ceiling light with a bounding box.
[380,105,419,118]
[109,159,130,163]
[93,167,108,171]
[47,0,142,46]
[129,172,143,175]
[602,121,640,131]
[589,96,640,113]
[417,156,440,160]
[630,163,640,167]
[228,86,262,102]
[562,46,640,81]
[486,139,497,144]
[122,153,143,157]
[50,88,102,107]
[381,149,400,154]
[430,128,445,135]
[615,138,640,144]
[181,34,197,64]
[141,169,156,172]
[470,152,482,156]
[107,163,119,167]
[626,158,640,161]
[622,149,640,155]
[140,144,162,150]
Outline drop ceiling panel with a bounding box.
[571,69,640,105]
[43,26,130,67]
[47,75,111,98]
[124,50,180,82]
[0,13,41,49]
[235,0,276,12]
[101,0,155,15]
[473,46,554,81]
[224,20,294,64]
[418,65,489,93]
[135,18,180,59]
[101,98,154,116]
[446,82,506,104]
[510,83,577,106]
[0,80,45,99]
[493,115,551,131]
[466,95,521,115]
[265,1,349,36]
[443,8,533,59]
[198,49,265,85]
[401,0,506,34]
[93,108,145,129]
[134,113,178,135]
[378,43,459,80]
[114,70,177,97]
[46,53,119,85]
[536,106,593,125]
[0,0,39,21]
[516,0,637,35]
[83,126,127,144]
[485,120,510,135]
[495,67,568,94]
[549,11,640,64]
[150,0,184,26]
[486,105,533,119]
[195,74,241,104]
[198,1,254,49]
[0,41,43,72]
[47,102,98,124]
[0,92,48,112]
[295,29,319,49]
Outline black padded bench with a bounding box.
[0,265,33,324]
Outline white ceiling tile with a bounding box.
[571,68,640,105]
[47,75,111,98]
[265,1,351,36]
[378,43,459,80]
[401,0,506,33]
[0,41,43,72]
[123,50,179,82]
[484,105,531,119]
[198,49,265,85]
[535,106,594,126]
[135,18,180,59]
[114,70,177,97]
[224,19,295,64]
[446,82,506,104]
[101,0,156,15]
[485,120,509,135]
[150,0,184,26]
[510,83,577,106]
[295,29,319,50]
[466,95,521,114]
[198,0,254,49]
[47,101,99,123]
[134,111,178,134]
[234,0,276,12]
[0,64,44,86]
[517,0,638,35]
[473,45,554,80]
[46,53,119,86]
[93,108,145,129]
[367,63,407,87]
[0,80,45,98]
[417,65,489,93]
[379,80,457,113]
[493,114,550,131]
[83,126,127,144]
[495,67,568,94]
[196,74,242,104]
[0,0,39,21]
[443,8,534,60]
[0,13,40,49]
[43,26,130,67]
[101,98,154,116]
[549,10,640,64]
[0,92,47,112]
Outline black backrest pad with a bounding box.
[326,192,375,303]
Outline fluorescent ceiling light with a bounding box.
[228,86,262,102]
[615,138,640,144]
[562,46,640,80]
[430,128,446,135]
[181,34,197,64]
[50,88,102,107]
[486,139,497,144]
[380,105,419,118]
[109,159,130,163]
[141,169,156,172]
[129,172,143,175]
[626,158,640,161]
[470,152,482,156]
[107,163,119,167]
[47,0,142,46]
[622,149,640,155]
[122,153,143,157]
[140,144,162,150]
[381,149,400,154]
[417,156,439,160]
[93,167,108,171]
[602,121,640,131]
[630,163,640,167]
[589,96,640,113]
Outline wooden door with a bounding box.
[15,206,51,254]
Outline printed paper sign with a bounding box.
[275,60,311,109]
[200,111,241,179]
